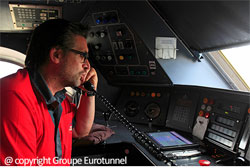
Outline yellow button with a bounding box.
[119,55,124,60]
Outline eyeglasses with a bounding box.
[68,48,89,63]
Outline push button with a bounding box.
[199,160,211,166]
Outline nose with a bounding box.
[82,59,90,71]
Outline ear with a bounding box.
[49,47,63,64]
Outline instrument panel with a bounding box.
[82,10,172,85]
[116,86,170,126]
[114,84,250,165]
[196,88,249,153]
[81,9,250,166]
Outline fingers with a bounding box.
[85,67,98,90]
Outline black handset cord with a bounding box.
[81,82,173,165]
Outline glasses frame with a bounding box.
[68,48,89,63]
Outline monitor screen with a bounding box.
[146,131,196,150]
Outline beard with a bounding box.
[59,69,85,88]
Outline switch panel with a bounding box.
[82,10,172,85]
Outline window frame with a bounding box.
[204,51,250,92]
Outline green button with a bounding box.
[142,71,147,75]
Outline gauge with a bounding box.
[124,101,139,117]
[144,103,161,119]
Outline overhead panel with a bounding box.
[9,3,62,30]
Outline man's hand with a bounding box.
[80,60,98,90]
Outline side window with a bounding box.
[0,46,25,78]
[205,44,250,92]
[221,45,250,90]
[0,61,22,78]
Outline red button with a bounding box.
[205,112,210,118]
[199,110,204,117]
[199,160,211,166]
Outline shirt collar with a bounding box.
[28,69,66,105]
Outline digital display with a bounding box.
[147,131,193,149]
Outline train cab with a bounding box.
[0,0,250,166]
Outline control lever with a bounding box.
[80,81,173,165]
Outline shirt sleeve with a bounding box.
[1,90,38,166]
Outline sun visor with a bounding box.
[149,1,250,52]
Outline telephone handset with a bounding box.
[81,81,173,165]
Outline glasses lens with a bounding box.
[69,49,88,62]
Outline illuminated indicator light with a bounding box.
[156,93,161,97]
[119,55,124,60]
[248,108,250,114]
[225,111,229,115]
[203,98,208,104]
[96,19,101,24]
[151,92,156,98]
[205,112,210,118]
[136,91,140,96]
[130,91,135,97]
[199,110,204,116]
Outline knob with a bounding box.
[94,44,101,50]
[100,31,106,38]
[89,32,95,37]
[107,55,112,61]
[95,55,100,61]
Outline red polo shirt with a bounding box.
[0,69,76,166]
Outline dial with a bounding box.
[124,101,139,117]
[144,103,161,119]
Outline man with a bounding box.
[0,19,97,166]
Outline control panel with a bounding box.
[196,88,249,154]
[9,4,62,30]
[115,86,170,126]
[81,10,172,85]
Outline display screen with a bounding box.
[147,131,194,149]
